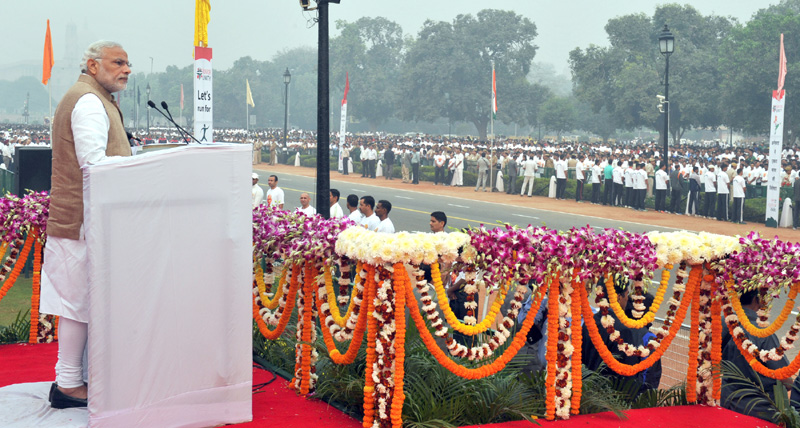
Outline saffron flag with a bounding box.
[342,72,349,105]
[778,33,788,93]
[491,67,497,120]
[246,79,255,108]
[180,84,185,110]
[195,0,211,48]
[42,19,54,85]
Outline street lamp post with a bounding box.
[146,82,151,135]
[283,68,291,148]
[659,24,675,166]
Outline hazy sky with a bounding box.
[3,1,775,76]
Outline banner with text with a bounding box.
[194,46,213,143]
[765,89,785,227]
[338,102,347,172]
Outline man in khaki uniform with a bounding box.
[40,41,133,409]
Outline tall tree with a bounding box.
[331,17,405,131]
[720,0,800,141]
[400,9,538,139]
[570,5,733,144]
[540,96,576,141]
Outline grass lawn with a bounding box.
[0,275,32,327]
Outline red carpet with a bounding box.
[0,343,779,428]
[0,342,361,428]
[461,405,779,428]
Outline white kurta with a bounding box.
[40,93,119,323]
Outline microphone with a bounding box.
[147,101,201,144]
[126,131,141,147]
[160,101,175,121]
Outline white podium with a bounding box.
[82,144,253,427]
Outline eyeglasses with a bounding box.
[94,58,132,68]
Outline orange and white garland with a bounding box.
[695,269,715,405]
[553,277,575,419]
[414,263,524,362]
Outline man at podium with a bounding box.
[39,40,133,409]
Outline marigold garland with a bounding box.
[430,262,509,336]
[685,268,701,403]
[578,265,701,376]
[711,282,723,402]
[297,263,317,395]
[722,293,800,379]
[545,274,560,421]
[316,264,370,365]
[725,280,798,338]
[570,276,583,415]
[362,265,378,428]
[28,231,42,343]
[405,267,545,379]
[0,235,31,304]
[606,266,671,329]
[322,261,361,327]
[391,262,407,428]
[255,263,286,310]
[253,264,301,340]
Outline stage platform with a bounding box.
[0,343,778,428]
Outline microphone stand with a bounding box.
[147,101,202,144]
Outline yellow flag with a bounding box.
[195,0,211,48]
[246,79,255,107]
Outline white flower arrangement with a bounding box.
[336,227,475,265]
[647,230,742,268]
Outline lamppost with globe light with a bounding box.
[658,25,675,166]
[283,68,291,148]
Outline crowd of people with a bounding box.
[6,123,800,227]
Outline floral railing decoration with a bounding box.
[3,192,800,425]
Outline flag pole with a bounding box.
[490,60,495,191]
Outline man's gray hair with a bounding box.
[80,40,123,73]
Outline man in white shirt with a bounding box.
[654,163,669,212]
[358,196,381,231]
[590,160,602,203]
[716,163,730,221]
[375,199,395,233]
[633,162,648,211]
[520,155,537,197]
[434,150,447,185]
[346,194,363,223]
[575,155,586,202]
[452,148,465,186]
[265,175,285,210]
[731,168,747,224]
[554,154,567,199]
[40,40,133,408]
[329,189,344,218]
[297,192,316,216]
[623,162,634,207]
[703,165,717,218]
[612,161,624,206]
[252,173,264,208]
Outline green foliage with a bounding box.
[570,5,734,142]
[0,309,30,344]
[720,360,800,427]
[400,10,541,139]
[720,1,800,138]
[540,97,577,140]
[331,18,405,131]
